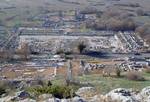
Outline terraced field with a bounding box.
[0,0,150,43]
[0,0,150,24]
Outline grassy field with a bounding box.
[77,73,150,94]
[51,72,150,94]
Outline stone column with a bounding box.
[79,60,85,76]
[66,60,73,84]
[53,62,58,77]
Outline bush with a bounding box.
[0,87,6,96]
[56,49,64,54]
[115,67,121,77]
[28,85,75,99]
[77,42,86,54]
[47,80,52,86]
[126,72,145,81]
[64,51,72,55]
[50,85,74,98]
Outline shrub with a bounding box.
[50,85,74,98]
[47,80,52,86]
[64,51,72,55]
[28,85,75,99]
[56,49,64,54]
[126,72,145,81]
[77,42,86,54]
[37,80,44,86]
[115,67,121,77]
[0,87,6,96]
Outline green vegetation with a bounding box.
[115,67,121,77]
[76,73,150,94]
[77,42,86,54]
[0,87,6,96]
[42,72,150,95]
[27,85,76,99]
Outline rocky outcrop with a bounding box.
[0,96,14,102]
[72,96,86,102]
[38,94,53,100]
[105,88,139,102]
[140,86,150,102]
[89,94,105,102]
[75,87,97,101]
[77,87,150,102]
[0,90,31,102]
[19,98,36,102]
[1,86,150,102]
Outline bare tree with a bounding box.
[77,42,86,54]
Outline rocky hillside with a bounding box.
[0,86,150,102]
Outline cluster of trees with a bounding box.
[0,40,87,61]
[86,18,137,31]
[86,10,137,31]
[55,39,87,55]
[0,43,31,61]
[136,24,150,44]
